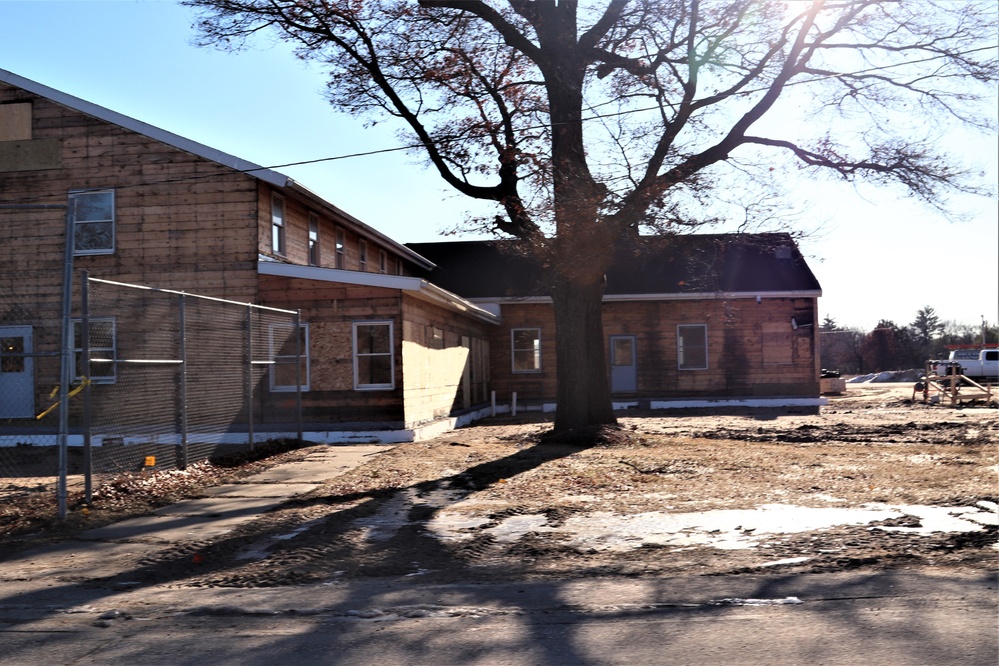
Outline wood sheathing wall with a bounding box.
[257,274,404,425]
[400,294,492,427]
[490,297,820,403]
[0,86,260,417]
[257,182,411,276]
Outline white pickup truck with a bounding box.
[931,348,999,382]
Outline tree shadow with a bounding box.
[0,435,994,664]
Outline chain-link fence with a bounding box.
[82,276,302,482]
[1,272,303,513]
[0,267,64,503]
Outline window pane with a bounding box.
[512,329,540,371]
[272,359,302,387]
[356,324,390,354]
[357,355,392,386]
[73,191,113,221]
[273,326,305,357]
[512,329,538,349]
[83,352,116,379]
[1,337,24,373]
[678,325,707,369]
[74,221,113,252]
[513,349,540,371]
[90,320,115,347]
[612,338,633,367]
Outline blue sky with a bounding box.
[1,0,996,332]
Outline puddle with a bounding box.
[428,501,997,553]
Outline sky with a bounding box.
[1,0,996,333]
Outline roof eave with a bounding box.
[467,290,823,304]
[0,68,435,270]
[257,262,500,325]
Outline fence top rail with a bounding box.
[86,277,298,315]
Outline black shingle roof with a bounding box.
[408,233,821,299]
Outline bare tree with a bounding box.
[185,0,997,433]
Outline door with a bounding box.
[609,335,637,393]
[0,326,34,418]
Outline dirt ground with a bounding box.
[2,383,997,587]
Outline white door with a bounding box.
[610,335,637,393]
[0,326,34,418]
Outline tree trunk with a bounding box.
[551,272,617,433]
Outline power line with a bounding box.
[0,44,993,208]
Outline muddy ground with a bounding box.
[2,383,997,587]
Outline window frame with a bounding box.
[378,249,388,274]
[677,324,709,370]
[72,317,117,384]
[358,239,368,271]
[308,213,320,266]
[335,228,345,269]
[271,194,286,257]
[352,320,395,390]
[269,322,310,392]
[70,189,115,256]
[511,327,542,374]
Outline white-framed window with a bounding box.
[72,317,116,383]
[308,213,320,266]
[335,228,345,269]
[677,324,708,370]
[396,257,404,275]
[511,328,542,373]
[269,323,309,392]
[378,249,387,274]
[271,194,286,256]
[353,321,394,390]
[358,239,368,271]
[70,189,115,255]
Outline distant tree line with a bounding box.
[820,307,998,375]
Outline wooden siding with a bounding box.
[256,182,415,276]
[400,294,492,426]
[489,297,820,403]
[0,82,262,300]
[0,83,261,418]
[257,274,404,424]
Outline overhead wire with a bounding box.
[0,43,993,207]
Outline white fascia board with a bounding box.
[468,290,822,305]
[0,68,288,189]
[258,262,500,324]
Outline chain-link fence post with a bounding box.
[177,293,188,470]
[295,309,303,443]
[81,270,93,504]
[245,304,255,451]
[56,201,76,520]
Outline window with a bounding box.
[308,214,320,266]
[73,318,116,383]
[358,240,368,271]
[677,324,708,370]
[271,195,286,256]
[378,249,387,274]
[396,258,404,275]
[269,323,309,392]
[0,335,25,373]
[335,228,345,269]
[70,189,114,255]
[353,321,394,389]
[511,328,542,373]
